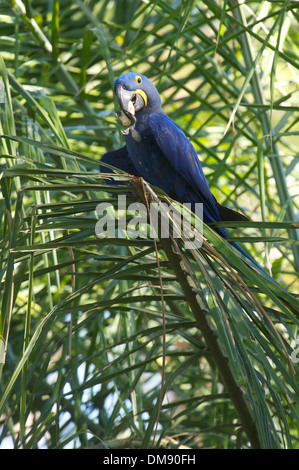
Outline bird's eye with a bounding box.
[135,76,142,85]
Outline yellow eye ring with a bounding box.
[135,75,142,85]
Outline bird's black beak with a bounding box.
[115,84,147,134]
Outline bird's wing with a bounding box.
[148,113,221,222]
[100,146,142,181]
[147,115,284,290]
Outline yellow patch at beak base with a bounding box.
[134,89,148,107]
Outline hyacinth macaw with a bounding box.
[100,72,284,288]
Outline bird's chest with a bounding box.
[124,132,176,193]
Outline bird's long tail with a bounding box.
[230,240,287,292]
[209,217,287,292]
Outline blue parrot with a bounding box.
[100,72,285,289]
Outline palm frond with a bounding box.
[0,0,299,449]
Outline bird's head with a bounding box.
[114,72,161,133]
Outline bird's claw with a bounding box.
[115,111,136,135]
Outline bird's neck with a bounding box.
[135,107,164,133]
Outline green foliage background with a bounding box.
[0,0,299,449]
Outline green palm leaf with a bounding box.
[0,0,298,449]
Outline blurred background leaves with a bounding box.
[0,0,299,449]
